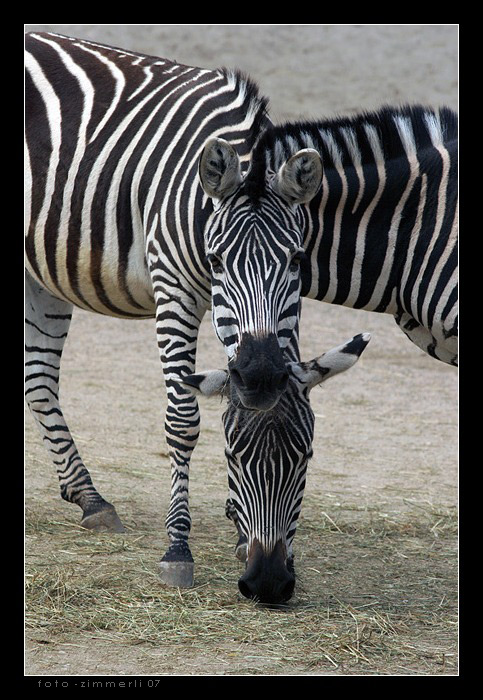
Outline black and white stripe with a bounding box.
[197,137,323,414]
[25,32,270,576]
[206,187,306,357]
[244,105,457,365]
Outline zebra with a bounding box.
[183,330,371,604]
[205,104,457,377]
[25,32,322,587]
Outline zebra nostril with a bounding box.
[238,578,253,600]
[280,576,295,602]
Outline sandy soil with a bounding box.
[24,24,458,677]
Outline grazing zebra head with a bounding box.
[183,333,371,604]
[199,138,323,411]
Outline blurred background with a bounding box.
[24,24,458,122]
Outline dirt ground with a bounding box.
[24,25,458,677]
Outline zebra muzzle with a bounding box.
[238,539,295,604]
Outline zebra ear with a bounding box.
[288,333,371,391]
[181,369,229,397]
[199,138,243,201]
[272,148,323,205]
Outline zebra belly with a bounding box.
[25,224,156,319]
[395,311,457,365]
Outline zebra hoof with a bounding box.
[159,560,194,588]
[80,505,126,533]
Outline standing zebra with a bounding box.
[183,331,371,604]
[25,33,322,586]
[205,105,457,383]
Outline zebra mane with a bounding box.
[220,68,271,153]
[244,104,458,202]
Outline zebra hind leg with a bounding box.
[25,272,125,532]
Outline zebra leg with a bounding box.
[25,272,125,532]
[225,498,248,562]
[154,291,206,587]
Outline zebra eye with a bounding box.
[208,254,223,274]
[289,253,303,272]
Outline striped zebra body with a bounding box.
[241,106,458,365]
[25,33,269,316]
[25,32,271,575]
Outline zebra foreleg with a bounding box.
[25,272,125,532]
[154,293,206,587]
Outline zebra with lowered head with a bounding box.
[191,105,457,599]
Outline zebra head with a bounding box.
[183,333,371,604]
[199,137,323,412]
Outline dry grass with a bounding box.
[25,496,458,675]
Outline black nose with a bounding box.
[231,366,289,393]
[229,333,289,410]
[238,540,295,604]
